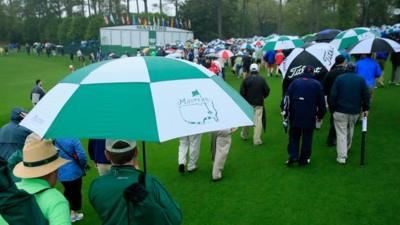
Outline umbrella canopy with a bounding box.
[165,48,176,54]
[240,43,254,50]
[204,48,216,54]
[205,53,219,59]
[252,40,265,48]
[386,24,400,35]
[20,57,253,142]
[218,50,234,59]
[301,33,316,43]
[330,27,380,50]
[264,34,278,41]
[349,38,400,54]
[263,36,304,51]
[279,43,340,80]
[165,52,183,58]
[315,29,341,43]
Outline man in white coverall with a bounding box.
[178,134,202,173]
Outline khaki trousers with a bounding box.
[333,112,359,161]
[212,130,232,180]
[178,134,202,171]
[241,106,263,144]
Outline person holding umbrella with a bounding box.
[89,139,182,225]
[329,63,370,164]
[323,55,347,147]
[282,66,326,166]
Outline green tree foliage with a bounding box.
[337,0,358,30]
[57,17,72,44]
[179,0,239,40]
[0,0,399,43]
[67,16,87,42]
[85,15,104,40]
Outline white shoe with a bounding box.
[337,158,346,164]
[71,213,84,222]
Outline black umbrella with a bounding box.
[315,29,341,43]
[349,37,400,54]
[279,43,339,94]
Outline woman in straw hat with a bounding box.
[12,137,71,225]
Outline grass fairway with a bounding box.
[0,54,399,225]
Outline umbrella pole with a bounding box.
[360,117,367,166]
[360,132,366,166]
[142,141,147,173]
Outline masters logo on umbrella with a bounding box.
[178,90,219,125]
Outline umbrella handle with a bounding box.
[362,117,367,133]
[142,141,147,173]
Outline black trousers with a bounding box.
[288,127,314,163]
[327,112,336,146]
[61,177,82,211]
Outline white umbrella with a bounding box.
[349,37,400,54]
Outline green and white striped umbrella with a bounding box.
[301,33,316,43]
[330,27,380,50]
[21,57,254,142]
[262,35,304,51]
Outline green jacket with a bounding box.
[89,166,182,225]
[0,178,71,225]
[329,72,370,114]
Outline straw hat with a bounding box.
[14,139,69,178]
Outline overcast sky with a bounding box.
[131,0,180,16]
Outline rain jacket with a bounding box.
[329,72,370,115]
[30,85,45,101]
[0,108,31,160]
[55,139,87,182]
[89,166,182,225]
[240,74,270,106]
[284,74,326,129]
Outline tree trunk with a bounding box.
[241,0,247,37]
[57,0,62,18]
[136,0,139,13]
[143,0,148,15]
[66,0,73,16]
[361,0,369,26]
[109,0,112,14]
[127,0,130,13]
[81,0,85,15]
[88,0,92,16]
[277,0,282,34]
[159,0,162,14]
[93,0,97,14]
[217,0,222,38]
[313,0,320,32]
[175,0,178,15]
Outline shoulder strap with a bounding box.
[55,141,84,171]
[33,187,51,195]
